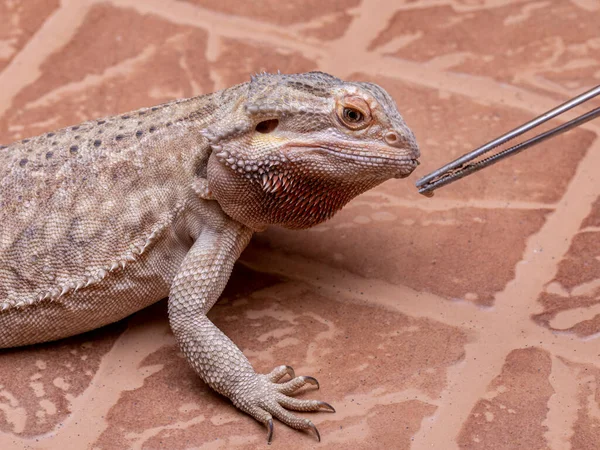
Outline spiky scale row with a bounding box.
[244,103,314,116]
[201,121,249,145]
[0,202,184,311]
[211,142,291,193]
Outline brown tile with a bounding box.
[0,323,125,436]
[0,4,213,143]
[211,37,318,88]
[533,196,600,338]
[179,0,359,27]
[0,0,60,72]
[256,204,549,306]
[303,13,354,41]
[370,3,600,95]
[457,348,553,449]
[1,0,600,447]
[93,340,222,450]
[93,265,466,448]
[323,401,437,450]
[582,196,600,228]
[0,4,323,146]
[563,359,600,450]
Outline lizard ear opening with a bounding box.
[255,119,279,134]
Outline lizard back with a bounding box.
[0,89,233,312]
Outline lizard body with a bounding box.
[0,72,419,442]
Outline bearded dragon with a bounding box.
[0,72,419,443]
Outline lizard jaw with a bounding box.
[297,145,420,179]
[393,159,420,178]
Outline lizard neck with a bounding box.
[207,153,384,230]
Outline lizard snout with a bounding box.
[384,130,420,160]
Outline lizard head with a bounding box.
[206,71,420,230]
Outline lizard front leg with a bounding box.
[168,221,334,443]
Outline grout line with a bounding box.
[6,0,594,137]
[1,1,598,448]
[239,248,489,330]
[239,248,600,365]
[352,191,557,211]
[108,0,326,60]
[240,239,600,449]
[0,0,95,120]
[0,311,176,449]
[543,356,580,450]
[111,0,600,133]
[412,133,600,448]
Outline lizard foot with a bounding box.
[231,365,335,444]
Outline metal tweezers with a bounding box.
[416,84,600,197]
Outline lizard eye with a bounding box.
[256,119,279,133]
[337,99,371,130]
[343,107,363,123]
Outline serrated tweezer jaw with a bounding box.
[415,84,600,197]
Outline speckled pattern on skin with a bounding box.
[1,1,600,449]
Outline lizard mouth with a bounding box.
[294,144,418,168]
[285,142,419,179]
[393,158,419,178]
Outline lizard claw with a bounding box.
[267,418,274,445]
[318,401,335,413]
[283,365,296,380]
[307,420,321,442]
[267,364,296,382]
[302,375,319,389]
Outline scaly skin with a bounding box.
[0,72,419,443]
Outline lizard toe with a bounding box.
[263,401,321,441]
[276,375,319,394]
[267,364,296,383]
[275,394,335,413]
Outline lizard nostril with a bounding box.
[385,131,400,146]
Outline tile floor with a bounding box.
[1,0,599,448]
